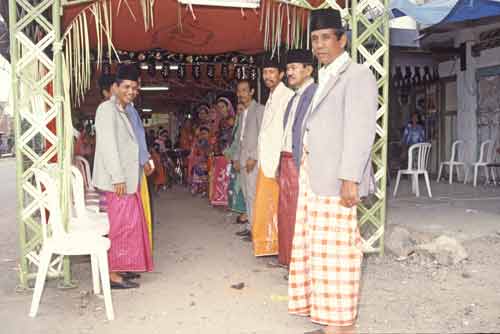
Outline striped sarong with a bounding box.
[288,155,363,327]
[106,190,154,273]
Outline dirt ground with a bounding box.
[1,157,500,334]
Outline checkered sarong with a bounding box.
[288,155,363,327]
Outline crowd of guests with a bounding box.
[87,8,377,334]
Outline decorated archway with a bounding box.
[8,0,390,288]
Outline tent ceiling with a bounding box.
[64,0,259,54]
[62,0,336,54]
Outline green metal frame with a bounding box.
[9,0,71,289]
[351,0,390,254]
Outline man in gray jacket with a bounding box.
[233,80,264,240]
[93,65,153,289]
[288,9,377,334]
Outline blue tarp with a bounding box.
[389,0,500,26]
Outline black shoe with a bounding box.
[110,279,140,290]
[235,229,251,237]
[119,272,141,280]
[241,235,252,242]
[234,216,248,225]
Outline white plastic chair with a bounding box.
[30,167,114,320]
[393,143,433,198]
[70,166,109,236]
[74,155,100,207]
[437,140,468,184]
[469,139,496,187]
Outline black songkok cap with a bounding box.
[260,52,284,70]
[98,74,115,91]
[116,63,140,82]
[286,49,314,65]
[310,9,343,32]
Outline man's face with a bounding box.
[236,82,254,106]
[263,67,284,90]
[114,80,138,106]
[311,28,346,66]
[286,63,313,89]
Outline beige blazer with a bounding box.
[237,99,264,165]
[93,97,140,194]
[302,60,378,197]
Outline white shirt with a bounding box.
[305,52,351,148]
[282,78,314,152]
[258,81,294,177]
[239,108,249,142]
[311,51,350,110]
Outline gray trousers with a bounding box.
[239,161,259,230]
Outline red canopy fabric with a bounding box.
[62,0,266,54]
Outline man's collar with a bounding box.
[270,81,286,96]
[295,78,314,94]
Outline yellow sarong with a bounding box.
[252,168,279,257]
[140,173,153,252]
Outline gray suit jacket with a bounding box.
[236,99,264,164]
[303,60,377,197]
[93,97,140,194]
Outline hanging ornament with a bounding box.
[412,66,421,86]
[177,64,186,80]
[147,61,156,78]
[221,63,230,80]
[207,64,216,80]
[102,62,111,75]
[137,52,146,62]
[392,66,403,89]
[403,66,413,89]
[249,66,258,81]
[423,66,432,84]
[235,66,243,80]
[161,62,170,80]
[192,63,202,80]
[433,67,440,82]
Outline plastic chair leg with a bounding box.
[424,172,433,198]
[485,166,490,185]
[414,175,420,197]
[98,252,114,320]
[456,165,461,182]
[473,165,479,187]
[464,165,469,184]
[29,249,52,317]
[437,164,443,182]
[91,254,100,295]
[393,171,402,197]
[491,168,497,185]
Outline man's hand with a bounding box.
[246,159,257,173]
[339,180,360,208]
[144,160,155,176]
[114,182,126,197]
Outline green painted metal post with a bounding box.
[350,1,390,254]
[11,0,71,288]
[9,0,28,288]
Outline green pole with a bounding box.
[9,0,29,289]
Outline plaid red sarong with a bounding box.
[288,155,363,327]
